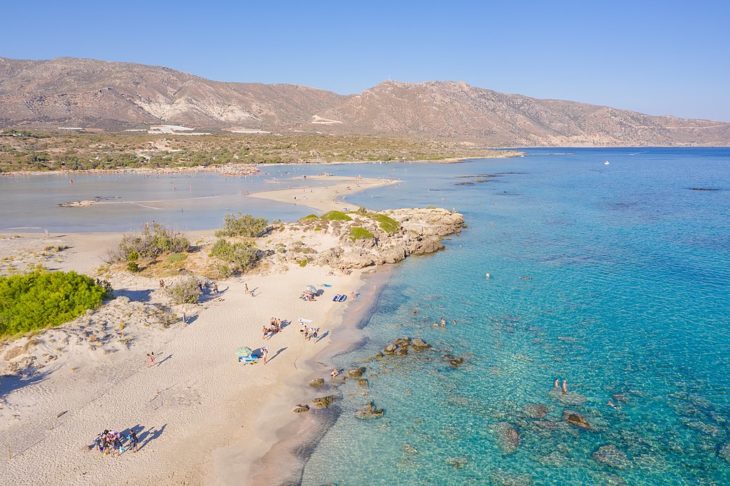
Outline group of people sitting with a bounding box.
[299,323,320,341]
[300,289,318,301]
[92,429,139,456]
[261,317,283,339]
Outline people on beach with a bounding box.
[93,429,139,456]
[262,346,269,364]
[159,279,165,288]
[146,352,156,367]
[330,368,340,378]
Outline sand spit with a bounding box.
[0,177,463,485]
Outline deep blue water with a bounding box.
[302,148,730,485]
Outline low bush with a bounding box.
[299,214,319,222]
[112,223,189,262]
[165,277,201,305]
[0,270,109,338]
[350,227,375,240]
[369,213,400,234]
[210,239,259,274]
[216,213,268,237]
[322,210,352,221]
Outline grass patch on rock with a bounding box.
[350,227,375,240]
[322,210,352,222]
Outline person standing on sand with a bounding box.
[262,347,269,364]
[244,283,249,294]
[146,352,156,367]
[128,431,139,452]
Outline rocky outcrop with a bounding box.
[292,404,310,413]
[347,367,366,378]
[265,208,464,271]
[380,337,432,357]
[308,378,325,388]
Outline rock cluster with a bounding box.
[355,401,385,420]
[381,337,432,357]
[311,395,338,409]
[592,444,630,469]
[563,410,591,430]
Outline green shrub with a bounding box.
[0,270,109,338]
[216,213,269,237]
[166,252,186,264]
[299,214,319,222]
[165,277,201,304]
[126,261,140,273]
[113,223,189,262]
[350,227,375,240]
[369,213,400,234]
[297,258,309,267]
[321,210,352,221]
[210,239,259,273]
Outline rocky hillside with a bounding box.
[1,57,728,146]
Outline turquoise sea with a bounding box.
[301,148,730,485]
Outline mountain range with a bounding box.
[1,57,728,146]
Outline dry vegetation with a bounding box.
[0,130,515,173]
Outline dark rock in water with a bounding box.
[357,378,369,388]
[292,404,310,413]
[611,393,629,404]
[411,338,431,350]
[563,410,591,430]
[383,343,397,355]
[592,444,630,469]
[393,337,411,347]
[718,443,730,462]
[312,395,338,409]
[494,422,520,454]
[446,457,468,469]
[524,403,549,419]
[443,354,464,367]
[355,401,384,419]
[395,346,409,356]
[347,366,366,378]
[308,378,325,388]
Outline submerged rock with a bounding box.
[292,404,310,413]
[563,410,591,430]
[524,403,549,419]
[383,343,397,355]
[308,378,325,388]
[357,378,369,388]
[592,444,630,469]
[719,443,730,462]
[494,422,520,454]
[446,457,468,469]
[347,366,366,378]
[443,354,464,367]
[355,401,384,419]
[312,395,338,409]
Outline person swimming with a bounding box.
[554,378,560,390]
[562,379,568,394]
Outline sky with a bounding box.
[2,1,729,120]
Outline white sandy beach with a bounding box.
[0,179,386,485]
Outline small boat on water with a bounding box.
[604,161,610,166]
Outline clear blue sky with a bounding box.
[2,1,729,120]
